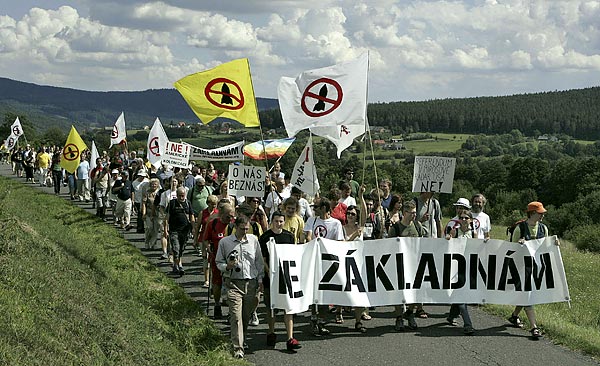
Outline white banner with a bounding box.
[227,164,266,198]
[147,118,169,168]
[269,236,569,314]
[412,156,456,193]
[291,136,320,196]
[10,117,24,138]
[188,140,245,161]
[162,141,191,168]
[109,112,127,148]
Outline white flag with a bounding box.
[278,53,369,138]
[4,133,18,151]
[290,136,320,196]
[310,120,366,158]
[10,117,24,138]
[89,140,99,174]
[147,117,169,168]
[109,112,127,148]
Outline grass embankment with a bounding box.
[485,224,600,358]
[0,177,241,366]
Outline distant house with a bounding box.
[373,139,386,146]
[143,126,149,130]
[390,138,403,143]
[385,142,404,150]
[177,121,186,128]
[538,134,558,142]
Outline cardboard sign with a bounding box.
[162,141,190,168]
[227,164,266,198]
[412,156,456,193]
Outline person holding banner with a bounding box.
[444,209,476,335]
[215,215,264,359]
[507,201,553,339]
[259,211,301,351]
[471,194,491,241]
[282,197,305,244]
[389,200,427,331]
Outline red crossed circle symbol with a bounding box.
[204,78,244,110]
[111,126,119,139]
[12,126,21,135]
[63,144,80,161]
[7,137,15,148]
[301,78,343,118]
[149,137,161,157]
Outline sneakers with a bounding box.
[394,316,405,332]
[508,315,524,328]
[266,333,277,346]
[530,327,542,339]
[286,337,301,351]
[214,305,222,320]
[464,326,475,335]
[160,252,169,260]
[355,321,367,333]
[233,350,244,359]
[405,311,418,330]
[250,311,259,326]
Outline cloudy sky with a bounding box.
[1,0,599,102]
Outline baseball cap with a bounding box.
[137,171,148,177]
[111,169,119,174]
[527,201,547,214]
[453,198,471,209]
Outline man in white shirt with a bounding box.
[304,197,344,241]
[471,193,491,241]
[265,177,290,218]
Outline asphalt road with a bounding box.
[1,162,598,366]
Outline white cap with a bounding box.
[453,198,471,209]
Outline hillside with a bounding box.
[0,77,279,131]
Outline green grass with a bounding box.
[483,224,600,358]
[0,177,242,366]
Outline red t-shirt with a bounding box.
[204,217,229,252]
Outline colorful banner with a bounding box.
[174,58,260,127]
[269,236,569,314]
[187,140,245,161]
[243,138,295,160]
[412,156,456,193]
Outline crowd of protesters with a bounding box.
[2,144,556,359]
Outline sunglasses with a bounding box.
[347,212,357,216]
[459,217,471,220]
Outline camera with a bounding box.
[228,250,241,272]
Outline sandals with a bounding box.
[335,313,344,324]
[530,327,542,339]
[508,315,524,328]
[361,313,372,321]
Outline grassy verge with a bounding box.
[0,177,242,365]
[484,224,600,358]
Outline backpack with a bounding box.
[392,220,424,237]
[507,219,547,241]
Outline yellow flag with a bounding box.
[60,126,88,173]
[174,58,260,127]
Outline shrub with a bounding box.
[564,224,600,253]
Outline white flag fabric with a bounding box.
[310,120,366,158]
[278,53,369,139]
[4,133,18,151]
[89,140,99,173]
[109,112,127,148]
[10,117,24,138]
[290,136,320,196]
[270,236,569,314]
[147,118,169,168]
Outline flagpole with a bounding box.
[246,58,271,176]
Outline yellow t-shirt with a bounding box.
[283,215,305,243]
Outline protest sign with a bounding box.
[412,156,456,193]
[162,141,191,168]
[227,164,266,198]
[269,236,569,314]
[187,141,244,161]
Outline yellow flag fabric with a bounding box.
[60,126,88,173]
[174,58,260,127]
